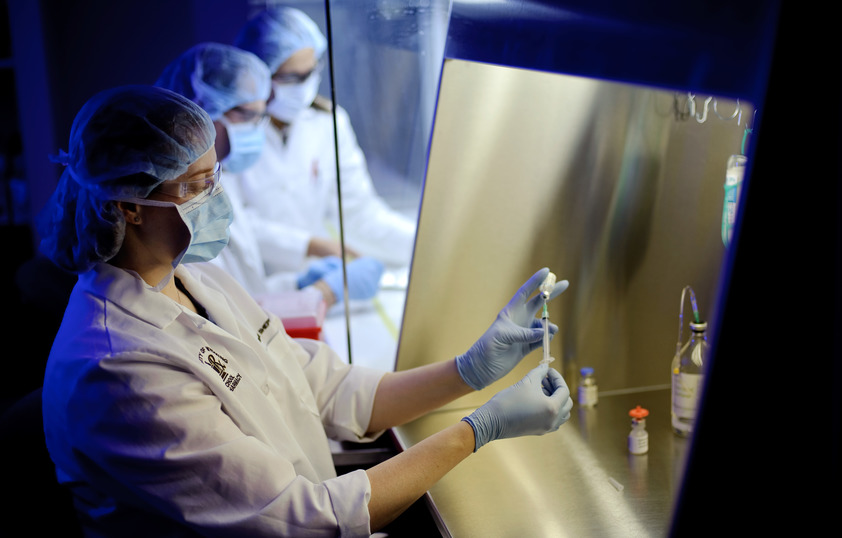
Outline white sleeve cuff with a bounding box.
[324,469,373,537]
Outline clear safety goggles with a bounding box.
[225,107,270,126]
[150,162,221,206]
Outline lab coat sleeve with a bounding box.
[219,171,312,285]
[292,337,387,442]
[263,267,303,294]
[209,174,273,295]
[66,354,373,537]
[211,227,270,296]
[246,205,313,274]
[223,201,311,293]
[217,203,310,293]
[333,108,417,267]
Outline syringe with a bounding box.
[539,272,556,365]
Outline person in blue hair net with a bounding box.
[157,41,383,308]
[155,42,271,176]
[38,85,573,536]
[232,6,416,298]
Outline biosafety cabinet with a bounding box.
[380,1,836,536]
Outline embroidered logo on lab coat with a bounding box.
[257,318,271,342]
[198,346,242,392]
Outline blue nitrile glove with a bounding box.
[322,257,384,302]
[297,256,343,289]
[455,268,570,391]
[462,363,573,451]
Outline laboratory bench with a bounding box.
[390,387,689,537]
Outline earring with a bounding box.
[134,217,141,224]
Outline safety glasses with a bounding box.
[152,162,221,204]
[271,57,325,85]
[226,107,270,126]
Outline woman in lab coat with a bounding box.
[232,6,416,281]
[38,84,572,536]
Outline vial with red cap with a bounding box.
[628,406,649,455]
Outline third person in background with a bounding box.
[233,6,416,294]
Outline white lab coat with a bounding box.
[231,104,416,284]
[212,169,299,295]
[42,261,386,537]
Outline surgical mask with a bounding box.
[220,116,267,173]
[126,183,234,266]
[178,185,234,263]
[267,73,321,124]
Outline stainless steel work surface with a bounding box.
[392,388,690,537]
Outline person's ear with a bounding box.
[115,201,142,225]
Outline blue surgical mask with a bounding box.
[220,117,267,173]
[178,185,234,263]
[268,73,321,124]
[126,184,234,265]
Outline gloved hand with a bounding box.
[322,256,384,302]
[296,256,343,289]
[462,363,573,451]
[456,268,569,390]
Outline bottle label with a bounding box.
[628,433,649,455]
[672,372,702,418]
[578,384,598,406]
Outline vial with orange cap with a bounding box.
[628,405,649,455]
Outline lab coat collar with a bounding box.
[175,265,244,338]
[79,263,199,330]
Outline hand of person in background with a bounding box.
[456,267,570,391]
[306,237,360,259]
[296,256,343,289]
[320,256,384,304]
[462,363,572,451]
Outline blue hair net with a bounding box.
[155,42,271,121]
[37,85,215,274]
[234,7,327,74]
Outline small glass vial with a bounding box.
[577,367,598,407]
[628,406,649,455]
[671,321,708,437]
